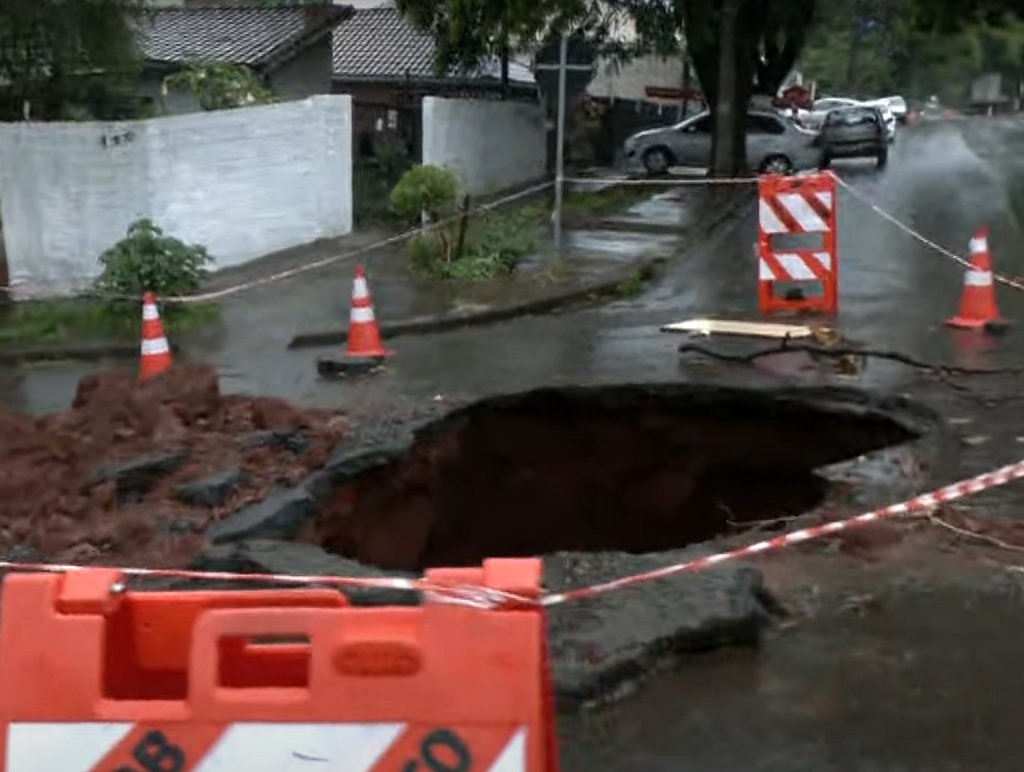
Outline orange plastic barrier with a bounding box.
[757,173,838,315]
[0,560,557,771]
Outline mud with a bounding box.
[0,364,346,566]
[305,384,930,571]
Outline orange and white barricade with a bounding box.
[0,560,556,771]
[757,173,838,315]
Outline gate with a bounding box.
[352,101,421,225]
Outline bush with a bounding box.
[94,219,213,318]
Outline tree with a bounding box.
[629,0,817,175]
[163,63,277,111]
[396,0,587,97]
[0,0,145,121]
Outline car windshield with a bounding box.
[825,107,877,126]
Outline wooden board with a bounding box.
[660,318,816,339]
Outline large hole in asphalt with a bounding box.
[306,384,923,571]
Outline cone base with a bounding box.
[317,353,390,378]
[946,315,1008,331]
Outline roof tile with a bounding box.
[331,7,535,85]
[331,7,436,79]
[140,5,348,67]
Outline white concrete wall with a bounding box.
[421,97,547,196]
[0,95,352,297]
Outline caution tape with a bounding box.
[0,458,1022,609]
[541,458,1024,605]
[0,181,556,304]
[832,174,1024,293]
[560,175,759,186]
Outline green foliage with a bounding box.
[392,166,543,280]
[390,164,460,222]
[800,0,1024,103]
[0,0,145,121]
[162,62,277,112]
[94,219,213,319]
[391,165,462,269]
[0,297,218,346]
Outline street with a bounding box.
[8,119,1024,412]
[6,118,1024,770]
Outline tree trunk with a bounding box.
[500,38,510,100]
[710,0,742,177]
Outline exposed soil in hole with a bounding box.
[307,385,925,571]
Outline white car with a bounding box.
[797,97,859,131]
[623,110,823,175]
[860,99,898,140]
[800,97,896,142]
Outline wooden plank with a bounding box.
[660,318,816,339]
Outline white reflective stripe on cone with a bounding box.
[969,237,987,253]
[965,270,992,286]
[142,304,160,321]
[350,306,376,323]
[141,337,170,355]
[352,278,370,299]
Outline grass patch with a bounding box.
[0,298,220,347]
[412,204,545,281]
[406,182,658,282]
[562,185,654,218]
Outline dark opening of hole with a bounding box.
[308,385,921,572]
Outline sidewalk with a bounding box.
[195,185,718,336]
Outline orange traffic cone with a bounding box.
[946,226,1004,330]
[139,291,172,382]
[317,266,392,377]
[346,265,389,358]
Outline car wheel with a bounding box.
[819,154,832,170]
[759,155,794,175]
[642,146,674,176]
[876,149,888,169]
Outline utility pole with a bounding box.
[553,32,568,249]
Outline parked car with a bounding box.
[624,110,822,176]
[819,105,888,169]
[879,95,908,123]
[796,97,859,131]
[859,98,898,140]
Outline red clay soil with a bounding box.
[0,364,346,568]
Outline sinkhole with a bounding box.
[305,384,927,571]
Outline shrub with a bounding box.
[390,165,460,267]
[94,219,213,318]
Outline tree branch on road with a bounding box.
[677,340,1024,377]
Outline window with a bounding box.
[686,116,712,132]
[825,107,878,126]
[746,114,785,134]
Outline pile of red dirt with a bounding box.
[0,363,346,567]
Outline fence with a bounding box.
[0,95,353,298]
[351,100,420,226]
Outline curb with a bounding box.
[0,340,181,366]
[289,187,754,350]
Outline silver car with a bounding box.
[624,110,823,176]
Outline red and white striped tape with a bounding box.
[1,459,1022,609]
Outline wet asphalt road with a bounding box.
[8,118,1024,770]
[9,118,1024,414]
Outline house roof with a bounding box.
[331,7,534,85]
[139,4,351,71]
